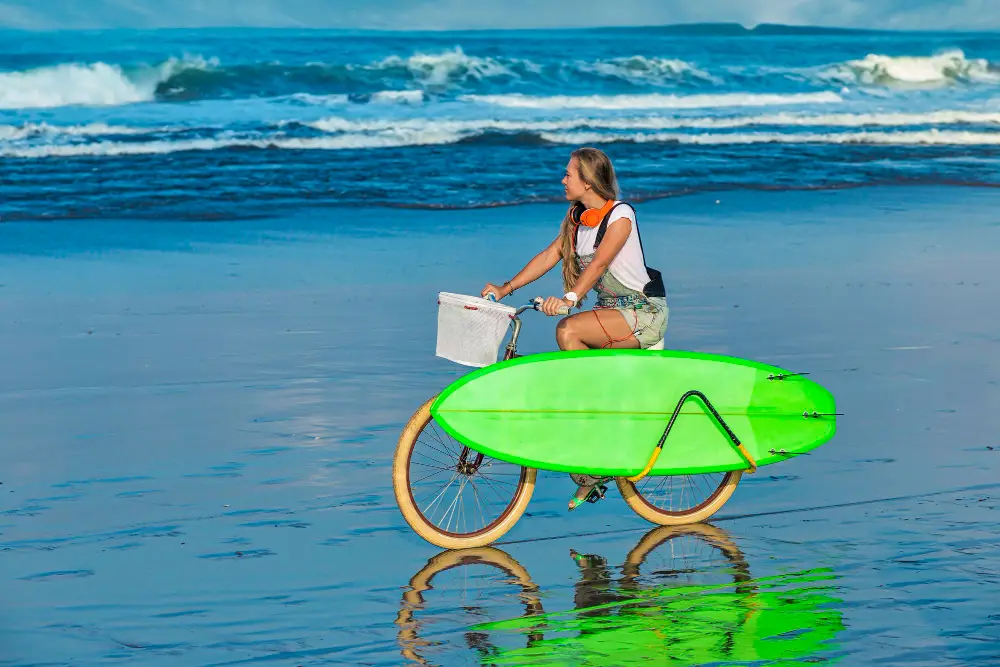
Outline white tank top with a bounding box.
[574,202,651,292]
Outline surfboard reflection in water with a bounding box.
[396,524,844,665]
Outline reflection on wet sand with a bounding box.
[396,547,545,665]
[398,524,844,666]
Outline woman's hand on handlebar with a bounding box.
[481,282,510,300]
[539,296,572,316]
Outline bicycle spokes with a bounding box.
[410,420,526,537]
[636,473,729,514]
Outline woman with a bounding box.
[481,147,669,510]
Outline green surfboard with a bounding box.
[430,350,836,476]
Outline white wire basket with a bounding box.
[436,292,516,367]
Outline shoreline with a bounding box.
[2,184,999,253]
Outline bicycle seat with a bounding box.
[648,339,664,350]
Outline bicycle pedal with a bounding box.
[587,484,608,503]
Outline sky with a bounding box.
[0,0,996,31]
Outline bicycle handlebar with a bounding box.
[531,297,570,316]
[485,292,570,316]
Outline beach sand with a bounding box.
[1,187,998,665]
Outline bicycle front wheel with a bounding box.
[393,396,536,549]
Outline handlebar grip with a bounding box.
[532,297,571,316]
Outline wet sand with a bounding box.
[1,187,998,665]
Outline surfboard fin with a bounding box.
[767,371,810,381]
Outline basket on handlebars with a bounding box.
[436,292,517,367]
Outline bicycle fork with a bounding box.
[457,447,485,474]
[502,314,524,361]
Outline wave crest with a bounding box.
[366,47,519,88]
[543,129,1000,146]
[303,110,1000,135]
[461,91,842,110]
[578,56,720,85]
[0,62,147,109]
[0,55,216,109]
[0,130,467,158]
[824,49,1000,86]
[0,122,159,140]
[11,126,1000,160]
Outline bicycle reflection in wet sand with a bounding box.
[396,524,844,665]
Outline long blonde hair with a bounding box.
[560,147,620,300]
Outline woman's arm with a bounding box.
[482,235,562,300]
[539,217,631,315]
[569,217,631,297]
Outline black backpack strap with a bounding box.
[593,202,666,298]
[594,202,633,251]
[572,202,583,253]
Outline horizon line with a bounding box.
[0,21,995,35]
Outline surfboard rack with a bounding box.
[627,390,757,483]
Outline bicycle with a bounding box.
[393,296,743,550]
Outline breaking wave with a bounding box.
[822,49,1000,86]
[0,56,216,109]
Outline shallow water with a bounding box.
[1,188,998,665]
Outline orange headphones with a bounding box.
[571,199,616,228]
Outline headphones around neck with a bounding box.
[571,199,617,228]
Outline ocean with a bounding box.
[2,24,1000,221]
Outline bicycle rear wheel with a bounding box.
[393,396,536,549]
[616,471,742,525]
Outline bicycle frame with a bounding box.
[501,302,538,361]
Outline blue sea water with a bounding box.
[2,24,1000,221]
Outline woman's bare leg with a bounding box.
[556,309,640,508]
[556,309,641,351]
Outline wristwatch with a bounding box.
[564,291,579,306]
